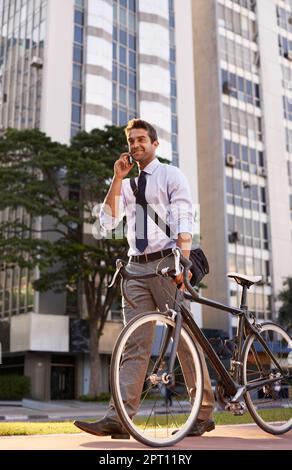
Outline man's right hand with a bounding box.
[114,153,134,180]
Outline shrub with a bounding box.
[0,375,31,400]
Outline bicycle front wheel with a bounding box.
[110,312,203,447]
[242,322,292,434]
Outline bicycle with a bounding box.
[109,248,292,447]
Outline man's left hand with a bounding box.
[173,271,192,291]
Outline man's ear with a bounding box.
[153,140,159,149]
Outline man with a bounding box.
[74,119,215,438]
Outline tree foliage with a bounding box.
[277,277,292,334]
[0,126,135,394]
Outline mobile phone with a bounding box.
[128,154,134,164]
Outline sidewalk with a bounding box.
[0,399,107,422]
[0,423,291,450]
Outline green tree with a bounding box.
[0,126,133,395]
[277,277,292,334]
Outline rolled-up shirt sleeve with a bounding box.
[168,168,194,238]
[99,186,126,231]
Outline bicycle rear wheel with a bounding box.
[110,311,203,447]
[242,322,292,434]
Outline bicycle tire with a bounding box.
[242,322,292,434]
[110,311,203,447]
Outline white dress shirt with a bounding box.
[99,158,194,256]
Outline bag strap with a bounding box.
[130,177,174,238]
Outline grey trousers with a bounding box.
[107,258,215,422]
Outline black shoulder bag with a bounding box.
[130,178,209,286]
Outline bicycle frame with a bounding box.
[115,255,288,404]
[164,285,288,402]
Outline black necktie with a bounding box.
[135,171,148,252]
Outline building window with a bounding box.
[277,5,292,34]
[72,105,81,124]
[219,34,259,72]
[0,0,47,129]
[283,95,292,121]
[71,1,84,134]
[226,175,267,215]
[221,69,260,107]
[218,3,257,42]
[223,104,262,141]
[169,0,179,165]
[224,139,264,173]
[74,26,83,44]
[112,0,138,125]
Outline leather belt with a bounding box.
[129,248,173,263]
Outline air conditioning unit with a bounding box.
[259,167,267,177]
[223,81,231,94]
[228,231,242,244]
[288,16,292,25]
[226,154,236,167]
[284,51,292,61]
[30,56,43,69]
[243,181,251,188]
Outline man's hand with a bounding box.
[103,153,134,218]
[173,271,192,291]
[114,153,134,180]
[173,234,192,291]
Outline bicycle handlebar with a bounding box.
[110,248,199,309]
[180,253,199,299]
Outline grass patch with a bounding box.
[0,408,289,436]
[215,408,291,425]
[133,408,290,427]
[132,411,254,427]
[0,421,80,436]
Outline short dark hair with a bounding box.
[124,118,158,143]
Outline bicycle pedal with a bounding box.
[225,401,246,415]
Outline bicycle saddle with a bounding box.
[227,272,262,287]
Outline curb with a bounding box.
[0,415,50,421]
[0,413,101,422]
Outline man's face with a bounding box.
[127,128,158,164]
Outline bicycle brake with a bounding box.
[108,260,124,288]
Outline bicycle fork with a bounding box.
[149,308,182,386]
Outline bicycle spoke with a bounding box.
[111,312,203,446]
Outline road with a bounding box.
[0,423,291,450]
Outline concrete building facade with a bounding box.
[192,0,292,336]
